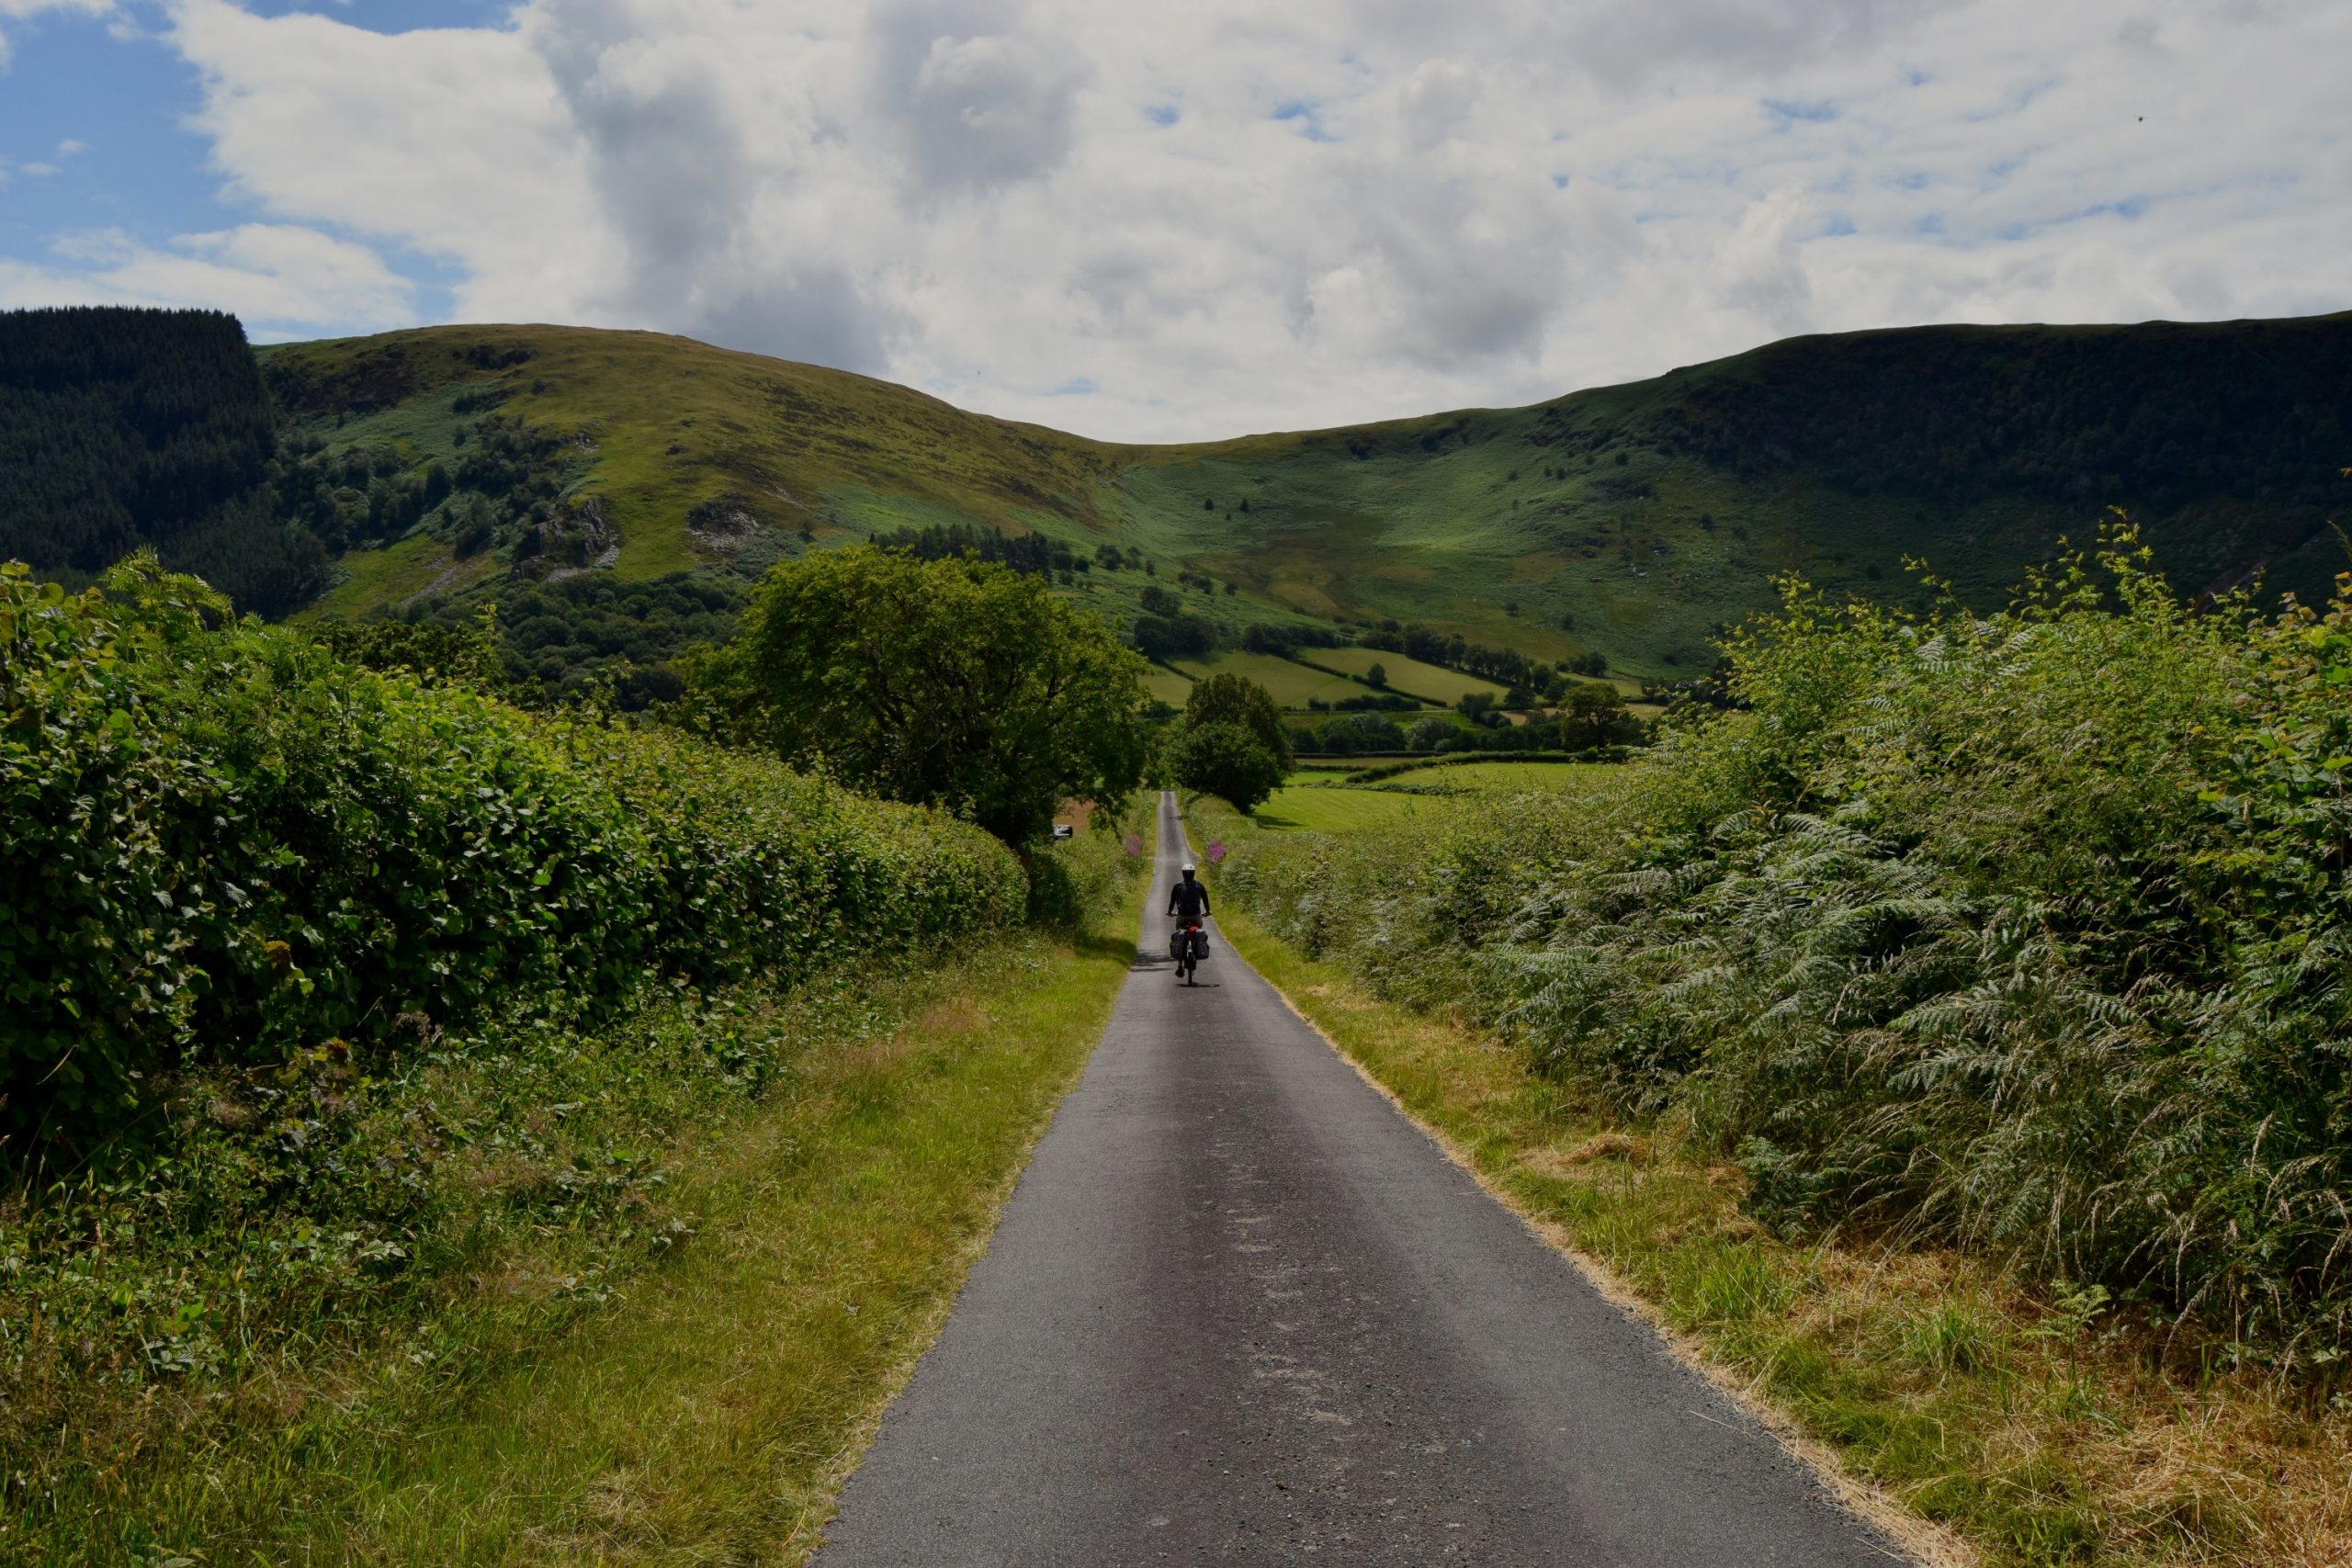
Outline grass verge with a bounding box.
[9,829,1151,1564]
[1202,888,2352,1568]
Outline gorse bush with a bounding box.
[1221,525,2352,1363]
[0,556,1022,1153]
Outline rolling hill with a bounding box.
[7,308,2349,694]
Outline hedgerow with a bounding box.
[1,555,1022,1154]
[1219,525,2352,1367]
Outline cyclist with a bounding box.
[1168,862,1211,976]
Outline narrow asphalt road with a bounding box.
[813,792,1908,1567]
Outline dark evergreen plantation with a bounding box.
[0,307,324,615]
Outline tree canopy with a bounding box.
[0,306,322,615]
[688,546,1150,844]
[1182,671,1295,769]
[1557,681,1645,753]
[1168,672,1292,812]
[1169,722,1287,814]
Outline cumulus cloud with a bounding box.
[867,0,1088,197]
[16,0,2339,437]
[0,223,414,336]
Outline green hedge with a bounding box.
[1,558,1022,1150]
[1219,529,2352,1365]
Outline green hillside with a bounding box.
[13,309,2349,694]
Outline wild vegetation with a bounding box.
[0,555,1019,1153]
[1217,527,2352,1366]
[0,547,1151,1556]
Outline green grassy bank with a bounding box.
[4,815,1150,1563]
[1194,809,2351,1566]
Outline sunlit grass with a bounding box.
[1254,784,1436,832]
[1303,645,1510,704]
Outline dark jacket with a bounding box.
[1168,876,1211,918]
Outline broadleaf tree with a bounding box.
[1182,671,1295,768]
[689,546,1150,844]
[1168,721,1287,815]
[1168,671,1292,812]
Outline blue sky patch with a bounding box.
[1271,100,1338,142]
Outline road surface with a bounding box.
[814,791,1907,1566]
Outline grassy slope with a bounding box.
[1171,648,1419,709]
[267,312,2352,678]
[1304,645,1509,703]
[1254,784,1441,833]
[1254,759,1625,830]
[1188,794,2352,1568]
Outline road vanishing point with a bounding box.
[814,791,1910,1566]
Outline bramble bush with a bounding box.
[1,556,1022,1154]
[1220,525,2352,1366]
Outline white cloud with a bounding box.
[0,0,115,67]
[52,0,2345,437]
[0,223,414,337]
[867,0,1090,198]
[172,0,607,323]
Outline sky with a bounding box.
[1,1,2346,443]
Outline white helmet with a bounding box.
[1181,862,1196,874]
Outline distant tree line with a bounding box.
[1293,679,1641,758]
[0,307,322,615]
[1588,317,2352,512]
[876,520,1094,580]
[1239,621,1347,654]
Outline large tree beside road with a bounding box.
[687,545,1150,844]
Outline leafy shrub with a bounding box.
[0,557,1021,1152]
[1220,525,2352,1363]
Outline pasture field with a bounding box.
[1143,665,1194,705]
[1252,783,1436,833]
[1250,761,1630,835]
[1375,759,1627,794]
[1172,649,1419,710]
[1304,646,1510,704]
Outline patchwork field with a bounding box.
[1171,649,1426,710]
[1143,665,1195,706]
[1302,647,1510,704]
[1382,760,1622,793]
